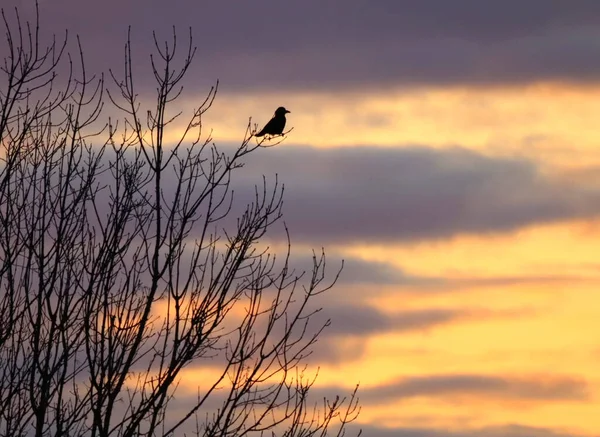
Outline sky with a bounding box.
[5,0,600,435]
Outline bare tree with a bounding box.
[0,4,360,437]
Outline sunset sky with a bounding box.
[6,1,600,435]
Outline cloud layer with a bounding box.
[4,0,600,93]
[232,145,600,245]
[356,373,588,404]
[348,423,590,437]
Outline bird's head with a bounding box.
[275,106,290,116]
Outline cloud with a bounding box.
[349,423,591,437]
[302,308,448,365]
[229,145,600,245]
[307,336,370,365]
[284,252,430,286]
[7,138,600,248]
[277,252,597,295]
[153,386,591,437]
[300,300,534,365]
[304,374,589,407]
[4,0,600,93]
[314,305,491,338]
[360,374,588,403]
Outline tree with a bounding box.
[0,4,360,437]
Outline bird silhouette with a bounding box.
[255,107,290,137]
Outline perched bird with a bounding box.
[255,106,290,137]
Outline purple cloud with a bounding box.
[344,423,590,437]
[229,145,600,245]
[3,0,600,93]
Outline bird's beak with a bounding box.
[285,110,291,113]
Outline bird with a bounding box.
[255,106,290,137]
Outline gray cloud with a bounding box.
[304,306,470,365]
[359,374,588,403]
[282,252,596,295]
[316,305,465,337]
[230,145,600,245]
[154,387,590,437]
[392,273,596,294]
[303,374,589,408]
[348,423,590,437]
[4,0,600,93]
[16,142,599,247]
[285,252,428,286]
[299,300,534,365]
[306,336,369,365]
[72,141,598,251]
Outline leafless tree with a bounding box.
[0,4,360,437]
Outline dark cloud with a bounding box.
[133,370,590,437]
[230,145,600,245]
[3,0,600,92]
[317,305,466,337]
[307,336,369,365]
[395,273,597,293]
[149,388,591,437]
[286,252,428,286]
[304,374,589,407]
[348,423,590,437]
[151,387,592,437]
[64,141,599,248]
[13,141,600,248]
[291,300,532,365]
[282,252,595,295]
[359,374,588,403]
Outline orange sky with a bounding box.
[6,1,600,435]
[197,83,600,166]
[171,82,600,435]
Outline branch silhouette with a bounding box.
[0,3,360,437]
